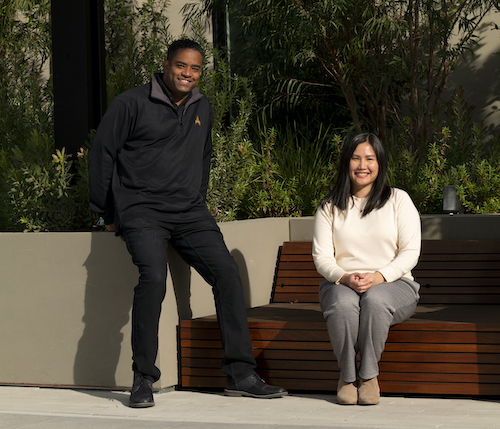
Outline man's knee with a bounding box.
[138,270,167,287]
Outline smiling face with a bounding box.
[349,141,379,198]
[162,48,203,105]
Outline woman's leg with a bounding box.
[357,279,419,380]
[319,279,361,383]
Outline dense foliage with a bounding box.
[0,0,499,231]
[218,0,499,148]
[187,0,500,214]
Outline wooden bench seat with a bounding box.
[180,240,500,396]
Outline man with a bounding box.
[89,38,287,408]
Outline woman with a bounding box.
[313,133,421,405]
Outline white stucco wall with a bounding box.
[445,9,500,134]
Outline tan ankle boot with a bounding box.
[336,376,357,405]
[358,377,380,405]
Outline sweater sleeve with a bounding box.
[312,204,346,283]
[88,98,132,224]
[377,189,421,282]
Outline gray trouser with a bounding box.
[319,278,419,383]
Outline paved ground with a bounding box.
[0,385,499,429]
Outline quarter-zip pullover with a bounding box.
[89,74,214,227]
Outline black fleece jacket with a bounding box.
[89,74,213,227]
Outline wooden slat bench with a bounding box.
[179,240,500,396]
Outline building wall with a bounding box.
[444,9,500,134]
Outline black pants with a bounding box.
[122,214,256,383]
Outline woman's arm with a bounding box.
[377,189,421,283]
[312,204,346,284]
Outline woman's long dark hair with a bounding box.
[319,133,391,217]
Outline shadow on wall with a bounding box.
[72,232,253,387]
[75,233,249,386]
[73,234,135,388]
[231,248,252,308]
[421,215,500,240]
[444,19,500,135]
[168,245,193,320]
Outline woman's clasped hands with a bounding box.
[341,272,386,293]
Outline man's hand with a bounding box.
[105,223,116,232]
[340,272,385,293]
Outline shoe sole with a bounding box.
[337,400,357,405]
[224,389,288,399]
[358,400,379,406]
[128,401,155,408]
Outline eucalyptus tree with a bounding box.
[185,0,499,149]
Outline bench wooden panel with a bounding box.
[180,240,500,396]
[272,243,320,303]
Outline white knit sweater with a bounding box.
[312,188,421,284]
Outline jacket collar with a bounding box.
[150,73,203,109]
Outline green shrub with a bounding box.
[270,119,341,214]
[1,1,499,231]
[0,132,95,231]
[239,127,302,218]
[104,0,170,103]
[241,116,342,217]
[199,48,257,221]
[388,120,500,214]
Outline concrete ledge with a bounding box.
[291,214,500,241]
[421,214,500,240]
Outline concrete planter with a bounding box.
[0,218,291,390]
[1,214,499,390]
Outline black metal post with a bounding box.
[51,0,106,155]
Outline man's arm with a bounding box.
[199,106,214,202]
[88,98,132,225]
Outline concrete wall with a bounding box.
[445,9,500,134]
[420,214,500,240]
[1,214,500,391]
[137,0,210,41]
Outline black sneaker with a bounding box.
[225,373,288,399]
[129,372,155,408]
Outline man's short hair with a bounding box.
[167,39,205,62]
